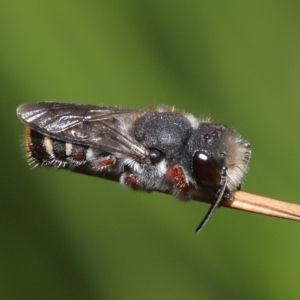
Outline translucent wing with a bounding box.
[17,102,149,163]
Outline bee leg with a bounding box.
[165,165,187,191]
[120,173,141,190]
[92,155,116,169]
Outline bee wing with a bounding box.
[17,102,149,163]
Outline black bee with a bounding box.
[17,102,251,232]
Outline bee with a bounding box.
[17,102,251,232]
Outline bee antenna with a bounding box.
[195,174,227,233]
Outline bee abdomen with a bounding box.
[24,127,88,168]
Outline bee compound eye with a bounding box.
[149,148,165,164]
[193,151,221,190]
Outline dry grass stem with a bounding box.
[221,191,300,222]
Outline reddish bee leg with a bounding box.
[165,165,187,191]
[120,173,140,190]
[92,155,116,169]
[125,174,140,190]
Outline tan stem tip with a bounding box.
[222,191,300,222]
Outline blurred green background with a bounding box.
[1,1,300,299]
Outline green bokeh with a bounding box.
[1,1,300,299]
